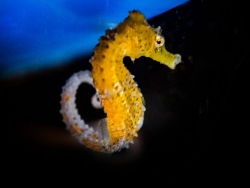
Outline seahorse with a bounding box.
[60,10,181,153]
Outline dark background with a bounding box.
[1,0,248,186]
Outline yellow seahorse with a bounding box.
[60,10,181,153]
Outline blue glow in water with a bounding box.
[0,0,188,77]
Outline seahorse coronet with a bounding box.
[60,10,181,153]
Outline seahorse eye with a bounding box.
[155,34,165,48]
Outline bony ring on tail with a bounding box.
[60,10,181,153]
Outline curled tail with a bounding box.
[60,70,131,153]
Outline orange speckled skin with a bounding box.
[91,11,180,147]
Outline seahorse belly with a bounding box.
[92,49,145,146]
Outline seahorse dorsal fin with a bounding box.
[89,118,109,140]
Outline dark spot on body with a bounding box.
[114,85,119,90]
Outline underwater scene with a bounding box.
[1,0,247,186]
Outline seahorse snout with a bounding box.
[172,54,182,69]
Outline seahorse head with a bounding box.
[121,10,181,69]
